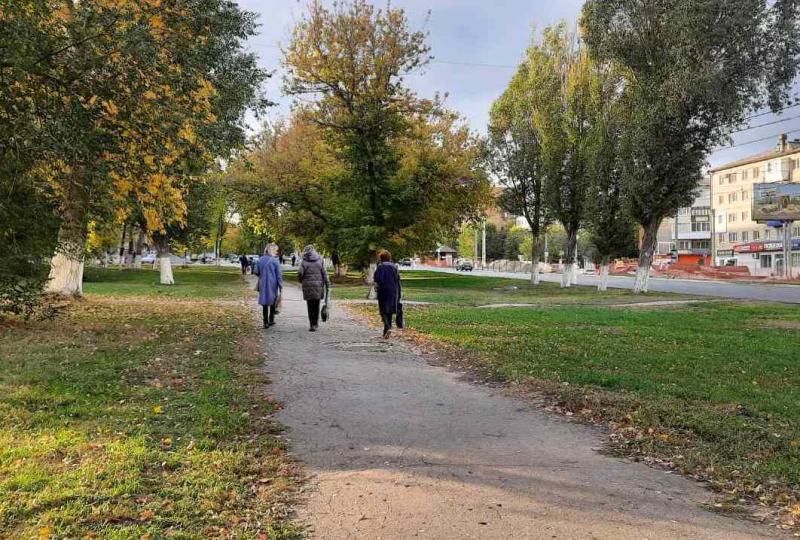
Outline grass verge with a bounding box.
[348,278,800,528]
[0,267,301,539]
[330,270,691,306]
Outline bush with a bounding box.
[0,178,59,317]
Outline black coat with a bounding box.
[373,262,401,314]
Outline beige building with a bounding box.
[710,135,800,275]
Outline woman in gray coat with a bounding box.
[298,245,330,331]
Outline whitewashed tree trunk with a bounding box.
[364,262,377,285]
[598,263,610,291]
[561,263,573,288]
[46,252,85,296]
[159,256,174,285]
[46,193,88,296]
[633,221,659,294]
[335,264,347,277]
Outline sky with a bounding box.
[238,0,800,170]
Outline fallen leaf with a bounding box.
[152,406,163,414]
[38,527,52,540]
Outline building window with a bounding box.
[766,229,774,240]
[691,221,710,232]
[794,226,800,238]
[742,211,748,221]
[742,231,749,242]
[728,173,736,183]
[678,207,690,216]
[753,230,761,240]
[793,253,800,267]
[743,190,749,200]
[719,175,724,185]
[718,214,724,224]
[696,240,710,250]
[742,170,748,180]
[768,162,773,172]
[753,167,760,177]
[728,192,738,203]
[678,240,691,250]
[718,233,726,243]
[728,213,736,222]
[729,232,738,242]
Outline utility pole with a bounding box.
[481,221,487,268]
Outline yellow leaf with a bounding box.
[143,155,156,168]
[178,124,196,144]
[102,100,119,117]
[152,405,163,414]
[38,527,52,540]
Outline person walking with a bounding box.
[253,243,282,329]
[239,253,249,275]
[298,245,329,332]
[373,250,402,338]
[291,253,296,267]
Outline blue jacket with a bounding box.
[373,262,401,314]
[254,255,282,306]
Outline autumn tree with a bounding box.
[583,0,800,292]
[487,59,551,284]
[282,0,489,279]
[1,1,267,294]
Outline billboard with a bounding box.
[752,183,800,222]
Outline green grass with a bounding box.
[331,270,688,306]
[83,266,244,299]
[0,267,300,539]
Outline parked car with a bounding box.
[456,259,474,271]
[398,258,412,267]
[141,253,157,264]
[229,254,240,264]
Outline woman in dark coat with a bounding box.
[373,250,402,338]
[253,243,283,328]
[298,245,330,332]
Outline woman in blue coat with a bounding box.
[373,250,402,338]
[253,243,283,328]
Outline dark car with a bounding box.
[399,258,412,267]
[456,259,474,271]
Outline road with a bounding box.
[414,265,800,304]
[262,284,782,539]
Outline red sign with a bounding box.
[733,242,764,253]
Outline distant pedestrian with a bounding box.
[253,243,283,329]
[298,245,330,332]
[239,254,249,275]
[373,250,402,338]
[291,254,297,267]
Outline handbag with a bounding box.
[396,302,404,329]
[321,286,330,322]
[274,289,282,314]
[367,283,378,300]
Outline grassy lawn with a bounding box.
[0,267,300,539]
[330,269,690,306]
[83,266,244,299]
[349,270,800,516]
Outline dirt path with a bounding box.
[261,285,780,539]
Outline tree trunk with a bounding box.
[124,225,136,267]
[597,256,611,291]
[46,189,89,296]
[156,241,174,285]
[634,220,660,293]
[531,234,542,285]
[560,228,578,288]
[132,227,146,269]
[117,222,127,265]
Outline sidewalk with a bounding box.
[261,284,782,539]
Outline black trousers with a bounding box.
[381,311,394,334]
[262,304,276,327]
[306,299,321,327]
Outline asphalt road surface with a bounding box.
[261,284,783,539]
[415,265,800,304]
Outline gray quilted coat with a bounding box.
[298,249,330,300]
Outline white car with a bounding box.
[140,253,157,264]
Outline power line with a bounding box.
[719,128,800,150]
[728,113,800,134]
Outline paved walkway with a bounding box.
[416,266,800,304]
[262,285,781,539]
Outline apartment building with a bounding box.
[654,176,712,260]
[710,135,800,276]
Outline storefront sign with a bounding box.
[735,239,800,253]
[716,249,734,257]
